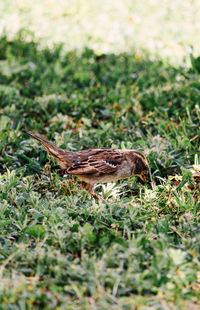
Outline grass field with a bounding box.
[1,0,200,63]
[0,35,199,309]
[0,1,200,309]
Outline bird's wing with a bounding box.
[67,148,124,175]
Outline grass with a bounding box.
[1,0,200,63]
[0,34,200,309]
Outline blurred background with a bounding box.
[0,0,199,64]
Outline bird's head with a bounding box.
[129,151,149,181]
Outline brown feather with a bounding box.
[23,130,149,201]
[22,130,74,168]
[67,149,124,175]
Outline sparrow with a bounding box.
[22,130,149,201]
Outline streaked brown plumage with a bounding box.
[23,130,149,201]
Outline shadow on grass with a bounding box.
[0,34,200,310]
[0,35,199,180]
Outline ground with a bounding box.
[0,1,200,309]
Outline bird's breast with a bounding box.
[116,159,132,178]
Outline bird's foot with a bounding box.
[81,182,106,203]
[92,193,106,203]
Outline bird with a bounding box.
[22,130,149,201]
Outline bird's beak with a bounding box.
[139,171,147,182]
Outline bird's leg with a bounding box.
[80,181,106,202]
[80,181,87,189]
[86,183,106,203]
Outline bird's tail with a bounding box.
[22,130,72,168]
